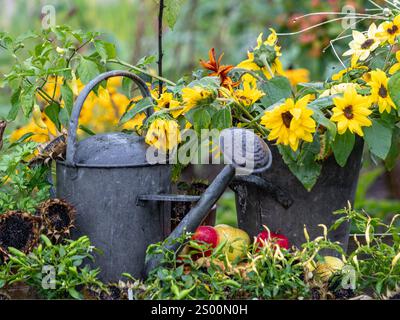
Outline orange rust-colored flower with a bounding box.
[200,48,238,88]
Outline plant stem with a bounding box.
[158,0,165,98]
[235,102,269,138]
[107,59,176,86]
[0,121,6,151]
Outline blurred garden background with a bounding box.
[0,0,399,227]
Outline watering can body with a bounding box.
[56,71,172,281]
[56,134,172,281]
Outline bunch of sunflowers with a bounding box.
[139,8,400,190]
[9,6,400,191]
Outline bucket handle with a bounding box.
[66,70,152,166]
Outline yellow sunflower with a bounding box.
[367,69,397,114]
[237,29,284,80]
[343,23,381,64]
[261,95,316,151]
[331,87,372,136]
[377,15,400,45]
[145,118,181,152]
[389,51,400,74]
[234,80,265,107]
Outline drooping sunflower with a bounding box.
[145,118,181,152]
[237,29,284,80]
[261,95,316,151]
[320,83,360,98]
[155,92,182,118]
[331,60,369,82]
[343,23,381,64]
[181,86,216,113]
[331,87,372,136]
[377,15,400,45]
[367,69,397,114]
[234,80,265,107]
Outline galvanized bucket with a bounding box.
[233,139,364,249]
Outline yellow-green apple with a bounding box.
[214,224,250,262]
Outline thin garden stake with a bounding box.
[158,0,164,98]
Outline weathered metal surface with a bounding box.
[56,70,172,281]
[235,139,364,250]
[57,162,171,280]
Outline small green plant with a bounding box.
[0,235,104,300]
[0,139,50,213]
[128,233,313,300]
[333,206,400,297]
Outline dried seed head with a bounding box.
[0,211,41,260]
[38,199,76,244]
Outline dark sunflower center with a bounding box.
[361,39,375,49]
[344,105,354,120]
[378,85,388,98]
[281,111,293,128]
[387,25,399,35]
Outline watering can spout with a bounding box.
[144,128,272,277]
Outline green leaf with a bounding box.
[364,120,393,160]
[192,108,211,133]
[79,125,96,136]
[94,40,116,63]
[77,57,100,84]
[68,288,83,300]
[278,141,322,191]
[164,0,186,29]
[385,126,400,171]
[332,131,355,167]
[7,89,21,121]
[260,76,292,108]
[119,97,153,125]
[137,55,157,66]
[44,103,61,131]
[211,108,232,130]
[20,84,36,117]
[388,71,400,110]
[60,83,74,115]
[308,97,337,142]
[121,77,133,98]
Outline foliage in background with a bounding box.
[0,139,50,213]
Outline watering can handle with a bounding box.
[66,70,152,166]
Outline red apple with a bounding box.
[256,230,290,250]
[190,226,219,257]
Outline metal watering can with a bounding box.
[56,70,273,281]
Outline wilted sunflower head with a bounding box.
[145,118,181,152]
[181,86,216,112]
